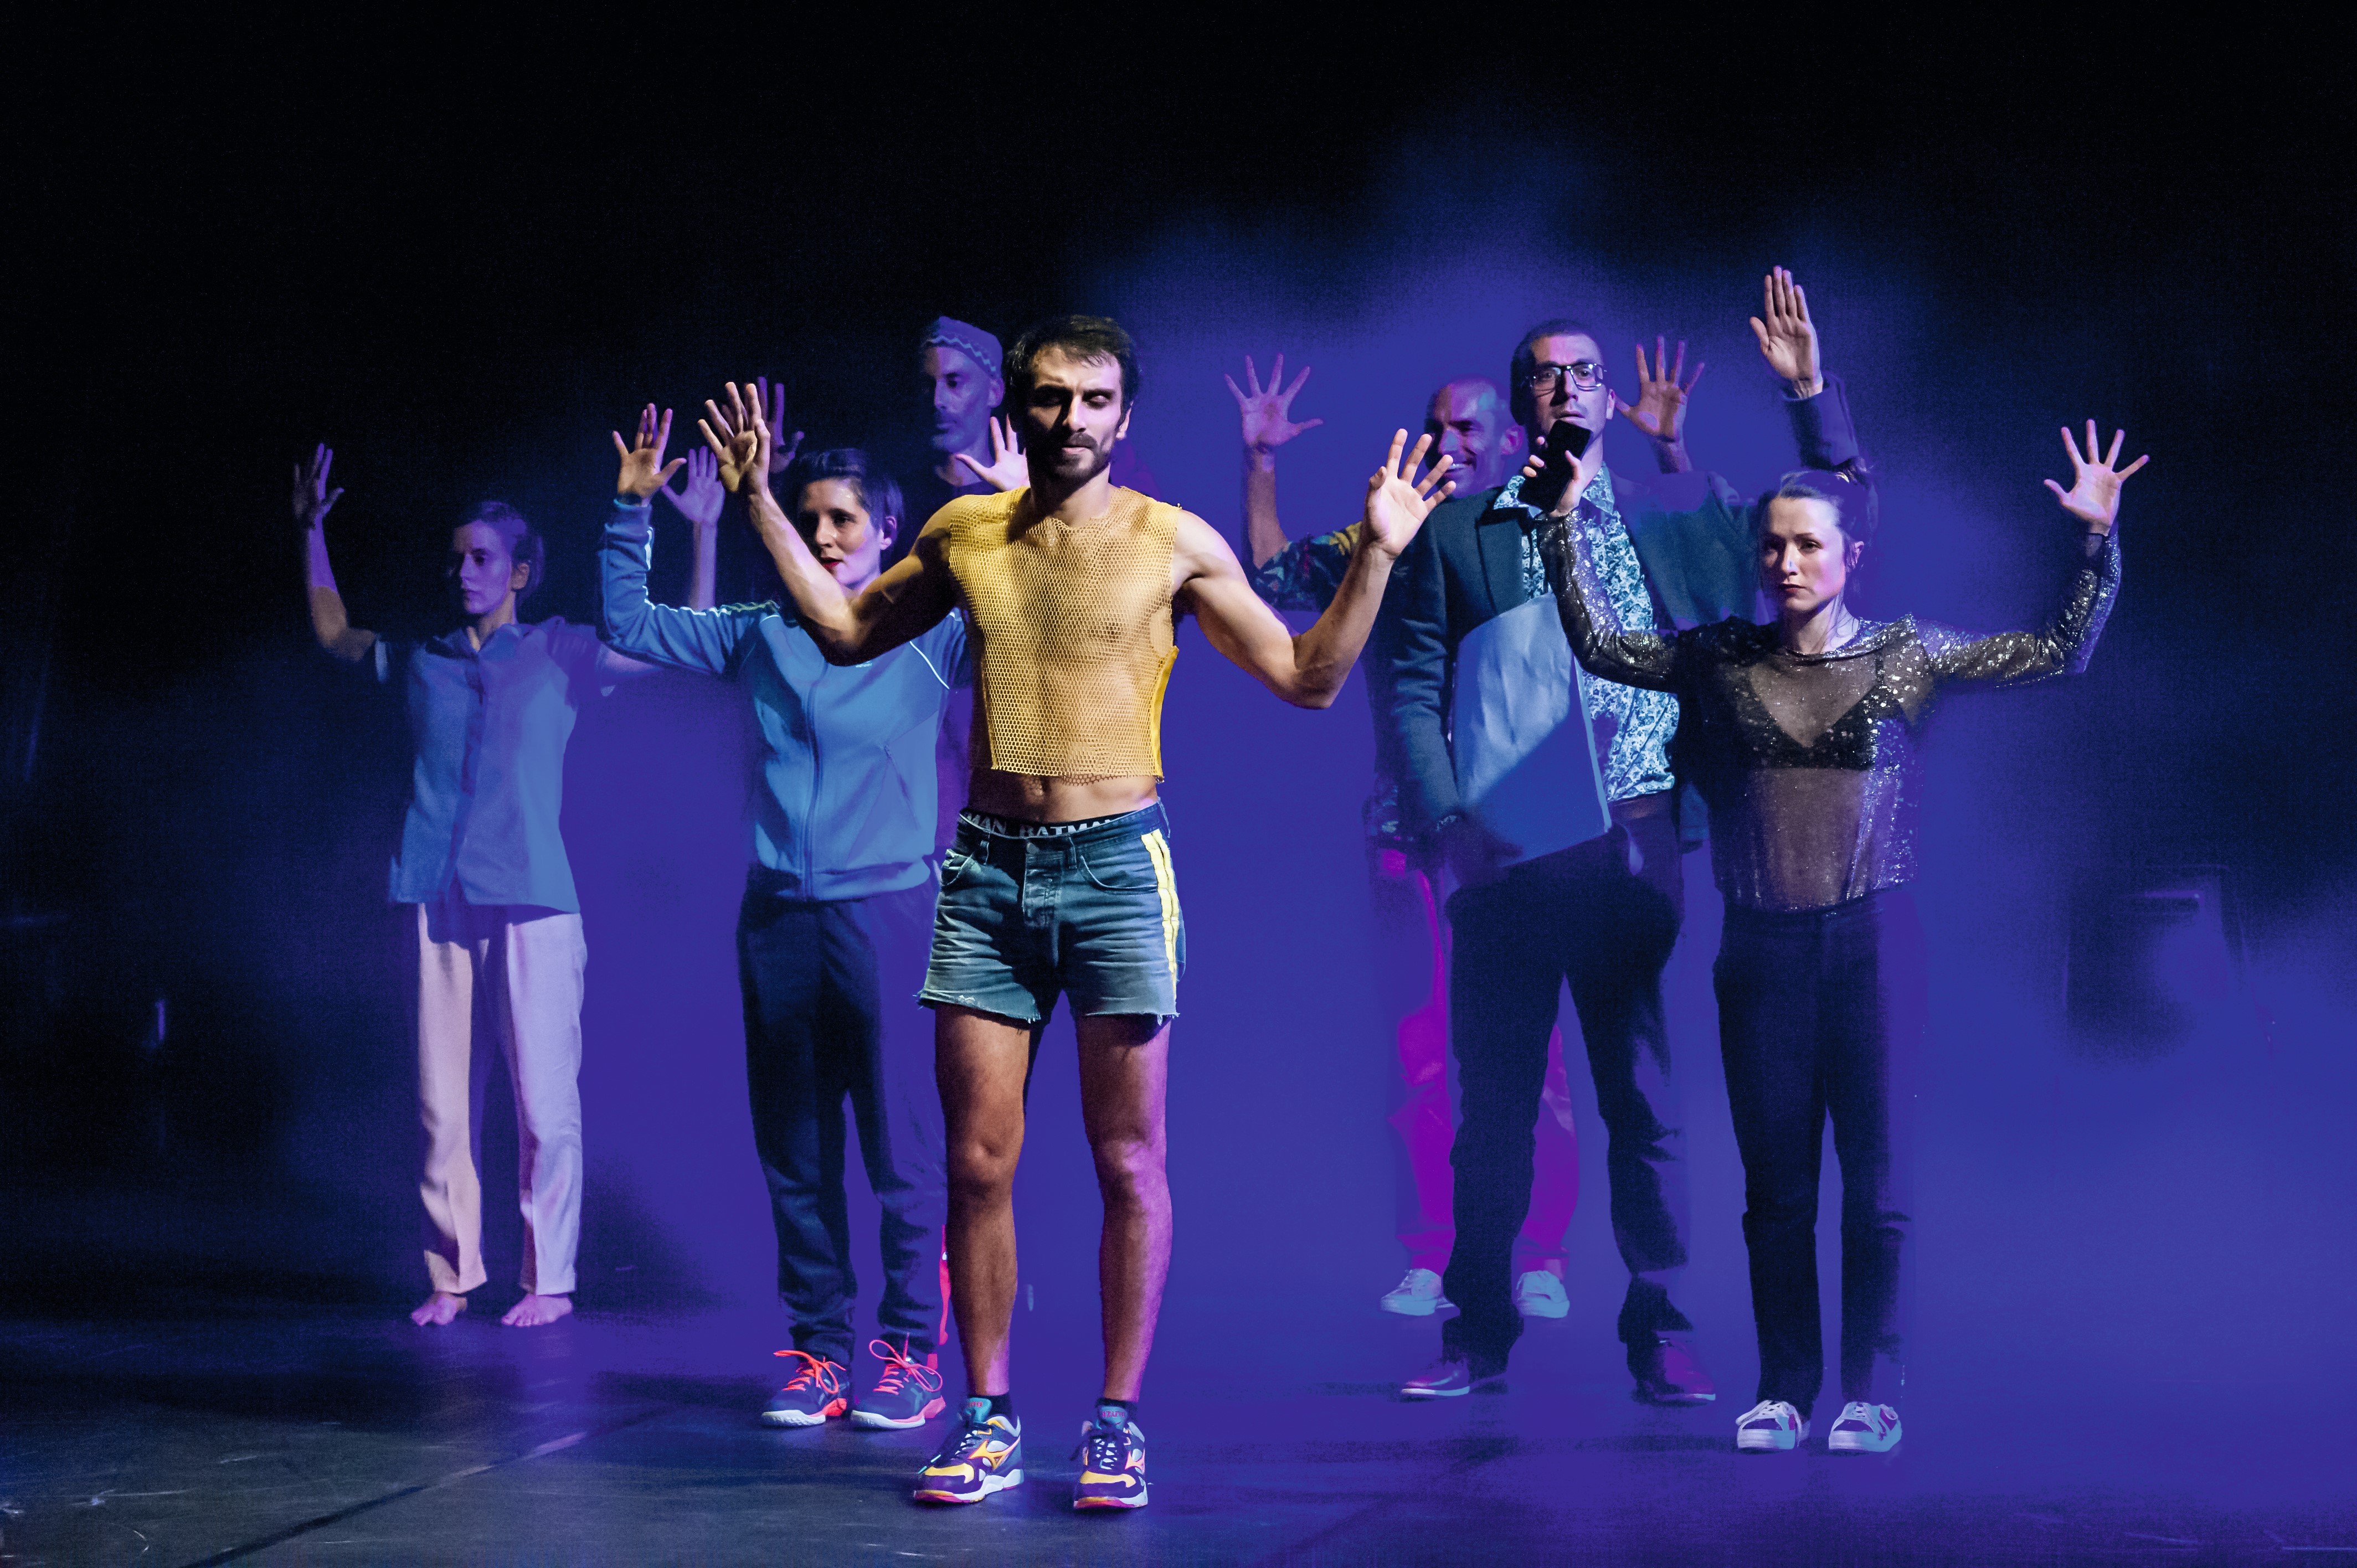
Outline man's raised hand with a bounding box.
[953,416,1028,492]
[660,448,725,529]
[2043,420,2148,534]
[1226,353,1325,457]
[1617,337,1705,444]
[612,404,688,501]
[1361,430,1455,556]
[697,382,773,497]
[752,376,806,477]
[1749,266,1823,395]
[294,443,343,530]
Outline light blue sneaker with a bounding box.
[1380,1268,1452,1316]
[1736,1399,1809,1452]
[1828,1401,1902,1453]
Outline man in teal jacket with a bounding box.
[605,409,968,1433]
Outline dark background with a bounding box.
[4,45,2351,1380]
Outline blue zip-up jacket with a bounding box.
[599,499,969,902]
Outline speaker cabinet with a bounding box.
[2065,866,2243,1062]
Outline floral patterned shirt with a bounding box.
[1498,468,1679,802]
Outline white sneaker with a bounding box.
[1827,1401,1902,1453]
[1378,1268,1452,1316]
[1735,1399,1810,1452]
[1511,1270,1569,1318]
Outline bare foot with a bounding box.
[410,1291,467,1327]
[501,1293,574,1328]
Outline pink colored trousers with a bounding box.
[411,900,586,1297]
[1375,850,1579,1275]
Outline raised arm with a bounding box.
[1179,430,1450,709]
[604,403,765,674]
[1535,512,1681,691]
[953,417,1028,492]
[660,380,806,611]
[1226,353,1324,568]
[701,381,956,664]
[1615,337,1705,475]
[1751,266,1864,472]
[656,447,724,611]
[1927,421,2142,685]
[295,445,377,664]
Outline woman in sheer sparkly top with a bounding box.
[1537,421,2145,1458]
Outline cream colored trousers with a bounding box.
[411,900,586,1297]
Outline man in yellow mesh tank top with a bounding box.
[696,316,1454,1512]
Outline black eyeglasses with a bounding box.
[1524,360,1606,393]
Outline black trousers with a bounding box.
[738,873,947,1368]
[1715,888,1924,1415]
[1442,813,1691,1364]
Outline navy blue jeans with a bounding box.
[738,874,947,1367]
[1442,813,1692,1365]
[1715,888,1924,1414]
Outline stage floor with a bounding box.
[3,1293,2352,1567]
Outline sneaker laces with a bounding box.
[931,1406,999,1466]
[773,1349,844,1395]
[1072,1415,1133,1467]
[867,1337,943,1399]
[1391,1269,1436,1293]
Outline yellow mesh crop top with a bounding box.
[934,487,1180,780]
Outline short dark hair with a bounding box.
[1762,466,1880,546]
[783,447,904,535]
[1004,314,1140,410]
[1507,317,1603,429]
[462,501,545,604]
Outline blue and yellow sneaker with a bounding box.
[1071,1404,1148,1510]
[912,1399,1023,1504]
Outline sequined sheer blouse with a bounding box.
[1539,521,2121,912]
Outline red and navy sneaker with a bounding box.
[1400,1350,1506,1399]
[1629,1333,1716,1406]
[1072,1405,1148,1510]
[851,1338,947,1430]
[763,1349,850,1427]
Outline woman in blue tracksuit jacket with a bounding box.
[605,407,968,1433]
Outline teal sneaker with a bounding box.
[912,1399,1023,1504]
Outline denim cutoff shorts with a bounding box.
[919,802,1184,1025]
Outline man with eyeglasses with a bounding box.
[1377,270,1864,1402]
